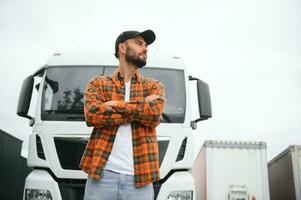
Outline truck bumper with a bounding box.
[23,169,195,200]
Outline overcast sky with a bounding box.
[0,0,300,160]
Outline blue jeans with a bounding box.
[83,169,154,200]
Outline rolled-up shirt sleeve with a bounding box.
[84,77,127,128]
[123,81,166,128]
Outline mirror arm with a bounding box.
[189,75,198,81]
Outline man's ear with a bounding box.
[119,43,126,55]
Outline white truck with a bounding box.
[17,50,212,200]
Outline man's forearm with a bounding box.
[84,101,127,128]
[104,80,166,128]
[110,95,165,128]
[124,98,165,127]
[84,80,128,128]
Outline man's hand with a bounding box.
[145,94,166,121]
[145,94,160,102]
[104,101,119,107]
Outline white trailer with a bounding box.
[191,140,270,200]
[268,145,301,200]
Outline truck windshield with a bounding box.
[41,66,186,123]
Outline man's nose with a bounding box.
[142,45,148,53]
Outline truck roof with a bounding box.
[44,50,185,70]
[203,140,267,149]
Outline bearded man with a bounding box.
[80,29,166,200]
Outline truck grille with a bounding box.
[57,179,86,200]
[54,137,87,170]
[54,137,169,170]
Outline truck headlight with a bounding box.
[166,190,193,200]
[25,189,52,200]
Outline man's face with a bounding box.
[124,36,148,68]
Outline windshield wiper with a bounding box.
[162,113,172,123]
[66,116,85,121]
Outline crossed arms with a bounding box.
[84,78,166,128]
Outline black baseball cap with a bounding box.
[114,29,156,58]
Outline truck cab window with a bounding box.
[41,65,185,123]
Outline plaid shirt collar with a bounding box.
[112,66,142,83]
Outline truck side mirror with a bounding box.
[189,75,212,129]
[17,75,34,120]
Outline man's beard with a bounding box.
[125,46,147,68]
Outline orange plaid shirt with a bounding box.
[79,67,166,187]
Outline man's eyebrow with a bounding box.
[134,38,147,45]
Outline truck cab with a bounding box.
[17,50,212,200]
